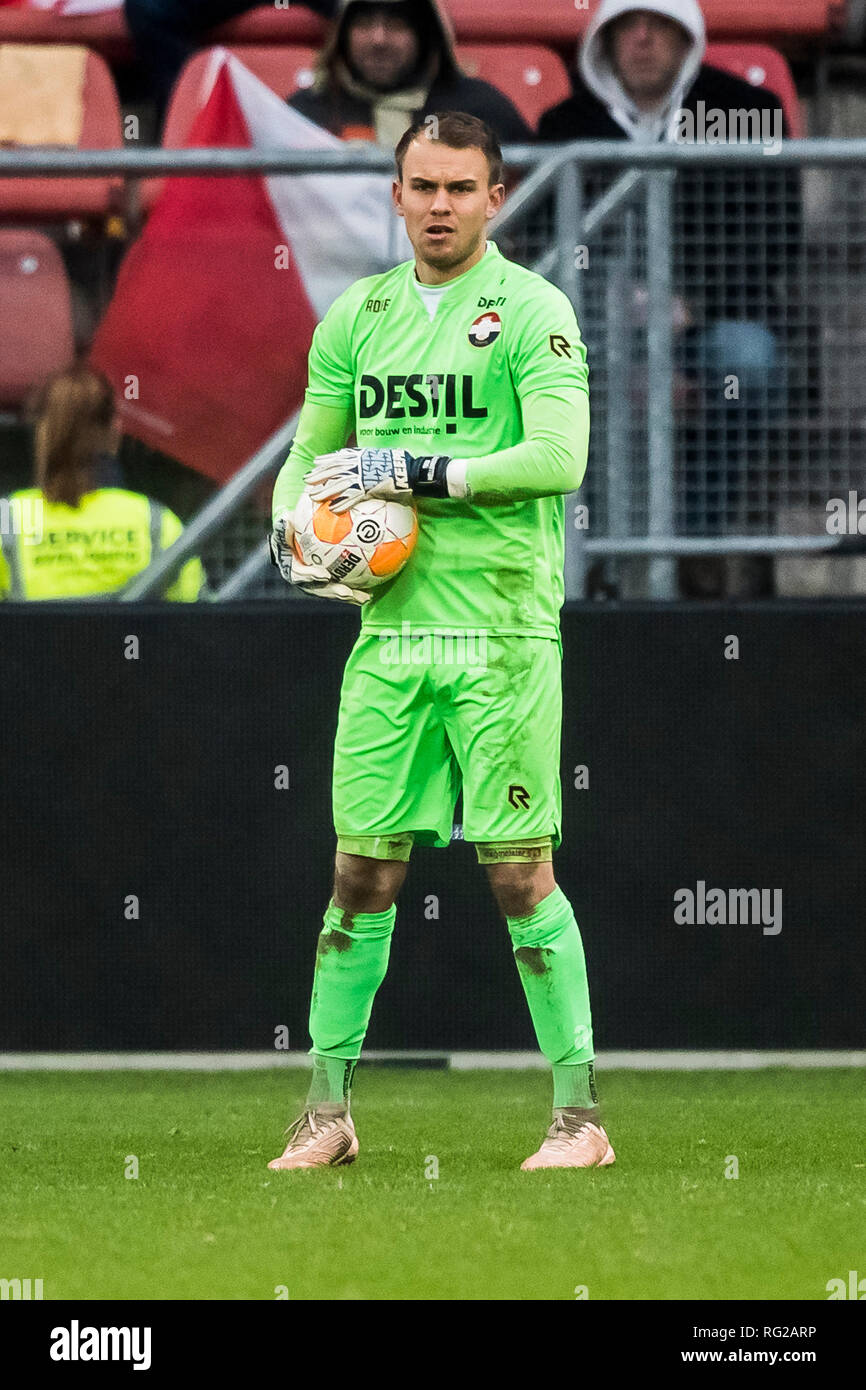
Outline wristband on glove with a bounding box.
[405,453,452,498]
[408,454,471,500]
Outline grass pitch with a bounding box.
[2,1068,863,1301]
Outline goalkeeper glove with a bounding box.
[269,507,372,606]
[305,447,462,513]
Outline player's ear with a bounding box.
[486,183,506,220]
[392,179,405,217]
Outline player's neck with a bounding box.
[414,240,488,287]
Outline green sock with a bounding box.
[507,886,598,1109]
[552,1061,599,1109]
[305,1054,357,1111]
[306,899,396,1107]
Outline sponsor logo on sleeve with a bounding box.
[549,334,573,358]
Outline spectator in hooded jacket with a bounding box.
[288,0,532,149]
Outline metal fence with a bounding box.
[500,140,866,599]
[3,141,866,599]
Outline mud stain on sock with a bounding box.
[515,946,551,976]
[317,926,353,958]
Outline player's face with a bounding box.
[393,140,505,283]
[607,10,691,107]
[346,8,420,91]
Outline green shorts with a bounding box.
[332,631,563,857]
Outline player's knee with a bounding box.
[487,862,556,920]
[333,851,406,913]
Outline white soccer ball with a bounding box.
[292,493,418,592]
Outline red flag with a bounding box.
[90,62,317,483]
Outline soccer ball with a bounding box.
[292,493,418,591]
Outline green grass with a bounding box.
[1,1068,864,1300]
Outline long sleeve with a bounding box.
[458,386,589,503]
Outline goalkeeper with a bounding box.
[269,111,615,1172]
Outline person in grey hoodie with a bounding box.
[539,0,805,556]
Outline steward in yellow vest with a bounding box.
[0,486,204,601]
[0,363,204,601]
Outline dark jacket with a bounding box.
[290,73,532,145]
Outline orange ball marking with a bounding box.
[369,536,410,576]
[312,502,353,544]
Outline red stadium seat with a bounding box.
[225,42,322,101]
[705,43,804,137]
[0,229,74,409]
[454,45,571,131]
[161,46,319,144]
[0,46,123,222]
[0,6,132,59]
[137,46,319,214]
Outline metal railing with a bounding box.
[4,140,866,599]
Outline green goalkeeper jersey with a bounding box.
[273,240,589,637]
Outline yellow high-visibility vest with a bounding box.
[0,488,204,601]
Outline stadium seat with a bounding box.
[0,229,74,409]
[136,46,319,214]
[455,45,571,131]
[705,43,804,137]
[161,46,319,147]
[0,45,123,222]
[0,6,131,58]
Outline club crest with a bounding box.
[468,311,502,348]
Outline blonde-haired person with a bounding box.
[0,364,204,601]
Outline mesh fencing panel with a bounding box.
[500,152,866,597]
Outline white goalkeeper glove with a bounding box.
[305,446,462,513]
[269,507,372,606]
